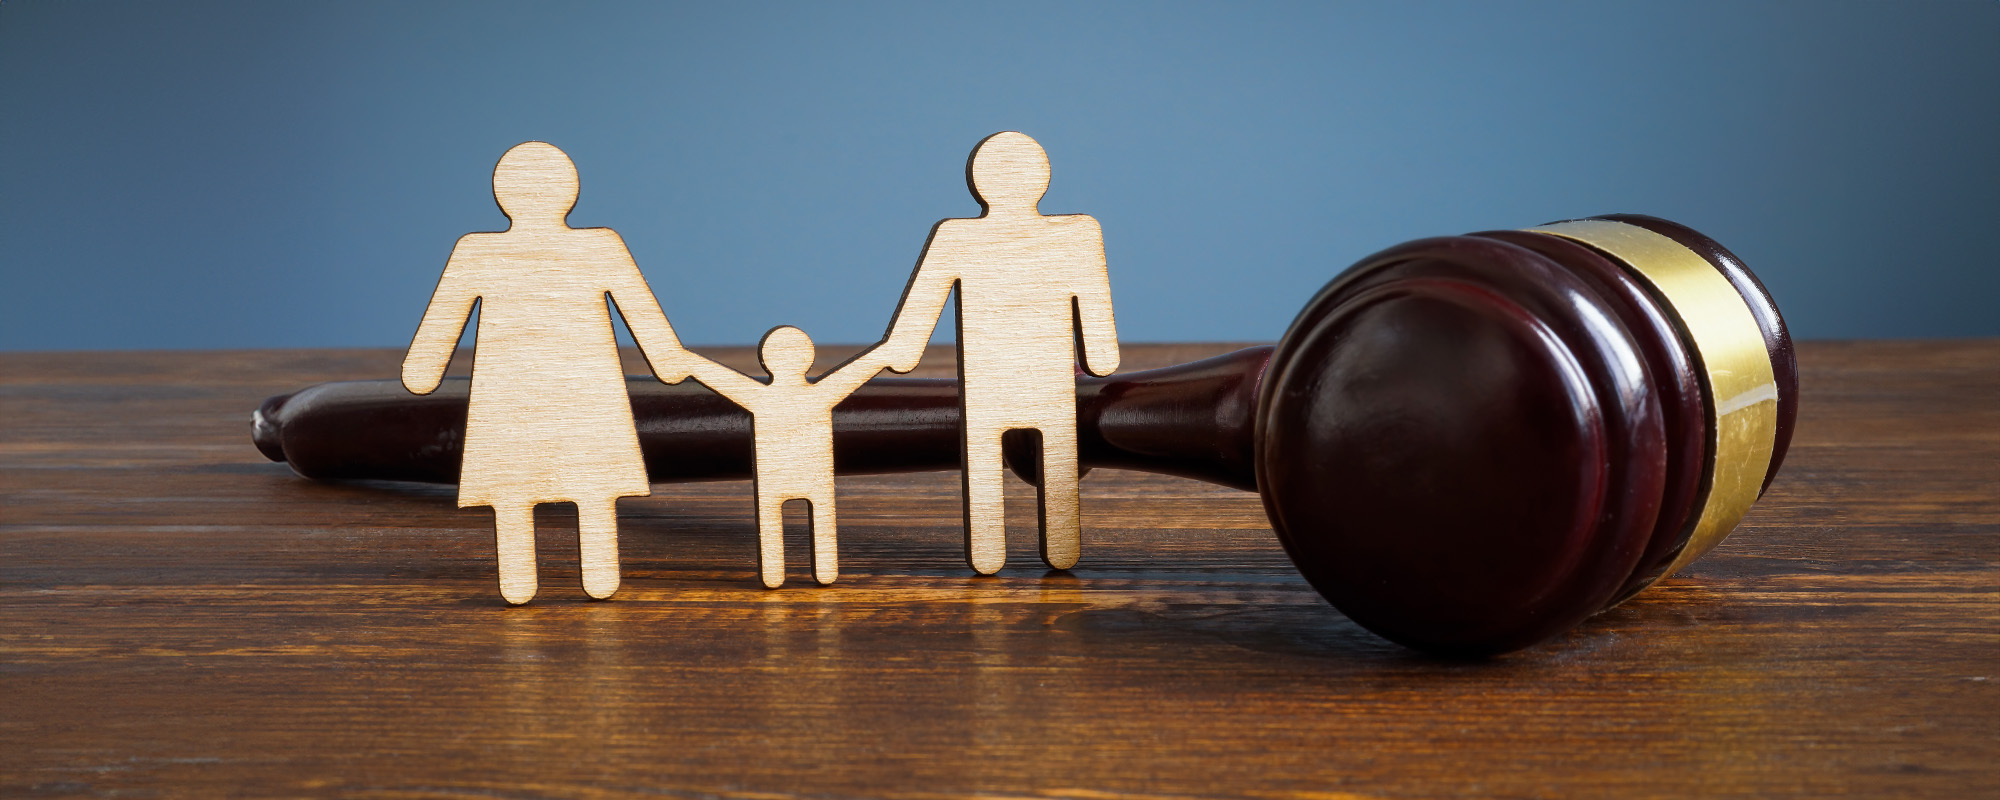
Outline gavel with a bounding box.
[254,214,1795,656]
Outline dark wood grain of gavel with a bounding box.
[254,346,1268,493]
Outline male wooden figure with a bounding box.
[403,141,690,605]
[680,327,913,588]
[884,131,1121,574]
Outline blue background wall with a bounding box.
[2,0,1996,350]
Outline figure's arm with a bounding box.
[401,237,480,395]
[1071,217,1121,377]
[599,231,693,383]
[813,341,895,396]
[682,354,767,408]
[877,223,959,374]
[820,300,928,391]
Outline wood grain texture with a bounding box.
[403,141,692,605]
[887,131,1121,575]
[1,341,1995,798]
[682,327,909,588]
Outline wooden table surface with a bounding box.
[2,341,1995,798]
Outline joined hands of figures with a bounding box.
[403,132,1117,604]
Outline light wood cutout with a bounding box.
[883,131,1121,574]
[402,141,692,606]
[682,326,917,588]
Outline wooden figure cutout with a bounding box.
[681,326,914,588]
[402,141,691,605]
[881,131,1121,574]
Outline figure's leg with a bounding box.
[756,489,787,589]
[577,497,622,600]
[807,494,839,586]
[1036,422,1082,570]
[962,424,1008,575]
[493,503,538,605]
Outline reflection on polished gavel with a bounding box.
[254,214,1795,656]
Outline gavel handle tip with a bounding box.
[252,394,290,463]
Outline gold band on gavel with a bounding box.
[1527,219,1779,588]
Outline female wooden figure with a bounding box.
[402,141,690,605]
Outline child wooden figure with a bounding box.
[681,326,921,588]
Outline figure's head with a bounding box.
[757,326,816,381]
[492,142,579,226]
[966,131,1050,216]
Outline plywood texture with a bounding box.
[889,131,1120,575]
[682,327,911,588]
[1,341,1995,798]
[403,141,690,605]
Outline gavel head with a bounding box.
[1255,214,1796,655]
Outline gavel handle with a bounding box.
[255,346,1270,493]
